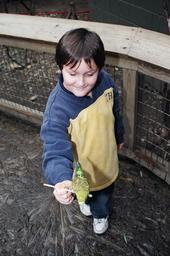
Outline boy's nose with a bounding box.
[77,76,85,87]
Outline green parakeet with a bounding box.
[72,162,90,204]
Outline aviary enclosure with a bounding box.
[0,13,170,255]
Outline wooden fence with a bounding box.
[0,14,169,184]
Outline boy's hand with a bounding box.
[53,180,74,205]
[117,143,124,151]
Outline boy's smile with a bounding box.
[62,58,99,97]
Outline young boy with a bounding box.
[40,28,124,234]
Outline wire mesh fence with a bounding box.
[0,45,56,113]
[0,45,123,114]
[136,74,170,171]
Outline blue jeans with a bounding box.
[87,183,115,218]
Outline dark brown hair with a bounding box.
[55,28,105,70]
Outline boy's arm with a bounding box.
[113,84,124,145]
[40,118,74,185]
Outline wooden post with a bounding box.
[122,69,137,150]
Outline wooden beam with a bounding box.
[0,99,42,126]
[122,69,137,150]
[105,54,138,71]
[106,55,170,83]
[138,61,170,83]
[129,27,170,71]
[121,148,169,184]
[0,14,170,70]
[0,35,56,53]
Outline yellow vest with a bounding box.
[68,88,119,191]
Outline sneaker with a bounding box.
[93,217,108,234]
[79,203,92,216]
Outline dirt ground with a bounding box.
[0,111,169,256]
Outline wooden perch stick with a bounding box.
[43,183,74,193]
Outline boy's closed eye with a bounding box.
[69,72,95,77]
[86,73,95,76]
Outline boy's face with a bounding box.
[62,58,99,97]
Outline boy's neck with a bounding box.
[87,92,92,98]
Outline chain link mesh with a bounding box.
[0,45,57,113]
[136,73,170,169]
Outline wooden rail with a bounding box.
[0,14,170,70]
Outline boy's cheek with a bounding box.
[63,76,75,87]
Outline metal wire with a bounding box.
[136,73,170,167]
[0,45,57,113]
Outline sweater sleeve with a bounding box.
[40,118,74,185]
[113,83,124,145]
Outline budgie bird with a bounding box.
[72,162,91,204]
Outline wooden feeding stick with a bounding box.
[43,183,74,193]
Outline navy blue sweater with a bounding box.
[40,69,124,190]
